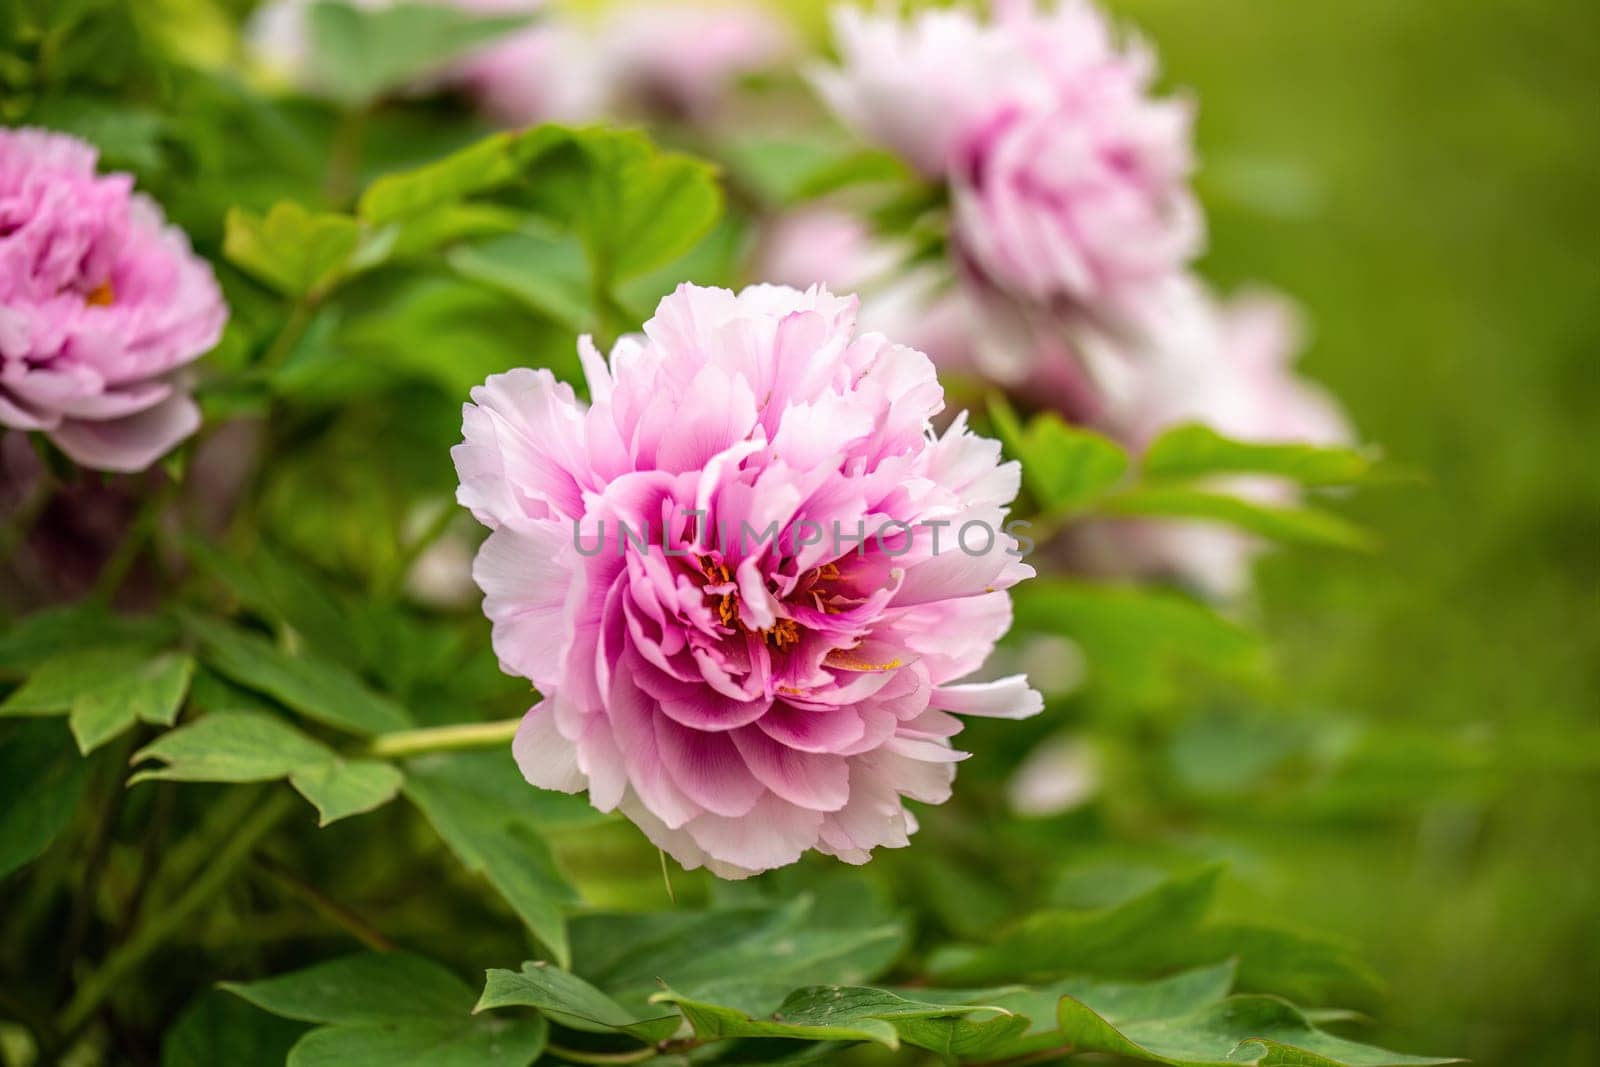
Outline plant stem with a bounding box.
[379,498,459,597]
[367,718,522,760]
[57,791,296,1034]
[324,105,370,209]
[257,298,317,372]
[545,1044,662,1065]
[254,855,396,952]
[54,736,135,1002]
[91,476,177,605]
[115,780,175,938]
[0,474,54,567]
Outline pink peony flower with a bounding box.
[1118,285,1349,452]
[0,128,226,472]
[816,0,1200,332]
[756,206,1117,423]
[449,0,610,127]
[1111,287,1354,597]
[599,2,794,121]
[756,207,971,374]
[454,283,1041,878]
[249,0,607,125]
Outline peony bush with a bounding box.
[0,3,1458,1066]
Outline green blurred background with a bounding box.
[1104,0,1599,1062]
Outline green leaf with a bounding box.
[357,125,720,316]
[653,985,1025,1054]
[224,952,546,1067]
[359,127,564,224]
[924,961,1239,1061]
[224,952,482,1024]
[1055,994,1460,1066]
[304,0,534,107]
[1175,924,1383,1009]
[130,711,330,782]
[161,990,306,1067]
[1144,423,1380,486]
[0,604,173,675]
[130,712,402,826]
[0,720,90,878]
[403,753,576,967]
[1103,487,1375,551]
[523,127,723,284]
[185,540,367,673]
[2,645,192,753]
[476,961,681,1043]
[721,136,911,205]
[286,1017,545,1067]
[26,96,172,172]
[990,397,1130,513]
[653,988,900,1048]
[1012,581,1264,705]
[287,760,406,827]
[930,867,1224,985]
[570,893,906,1018]
[448,230,592,333]
[788,148,912,202]
[190,621,412,736]
[1,645,153,714]
[380,203,525,262]
[68,651,194,754]
[224,202,359,297]
[1057,962,1240,1024]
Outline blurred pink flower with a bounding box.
[816,0,1199,332]
[0,128,226,472]
[249,0,607,125]
[451,0,610,126]
[756,207,970,372]
[599,2,793,120]
[454,282,1040,877]
[756,206,1117,423]
[1113,287,1354,596]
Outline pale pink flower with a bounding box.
[454,283,1040,877]
[599,2,793,121]
[756,207,969,372]
[812,5,1017,179]
[1113,287,1354,597]
[249,0,607,125]
[1121,287,1348,447]
[0,129,226,472]
[451,0,610,126]
[756,206,1123,423]
[816,0,1200,332]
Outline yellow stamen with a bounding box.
[763,618,801,651]
[86,281,114,307]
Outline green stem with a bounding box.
[254,855,396,952]
[379,499,460,597]
[257,299,317,372]
[58,791,295,1034]
[91,477,178,605]
[55,736,135,1002]
[0,474,54,567]
[366,718,522,760]
[545,1044,663,1065]
[324,105,370,209]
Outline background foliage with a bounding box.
[1,1,1595,1065]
